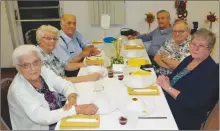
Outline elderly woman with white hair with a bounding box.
[36,25,103,83]
[7,45,98,130]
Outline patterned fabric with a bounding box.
[34,76,62,110]
[34,76,63,130]
[37,46,66,77]
[156,36,191,76]
[170,67,191,86]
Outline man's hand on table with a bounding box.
[90,48,101,56]
[81,50,91,57]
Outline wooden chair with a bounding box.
[25,29,37,45]
[201,102,219,130]
[1,78,13,130]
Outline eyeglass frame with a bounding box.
[18,59,42,70]
[190,42,209,50]
[172,29,188,34]
[42,37,58,41]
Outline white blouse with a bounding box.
[8,66,78,130]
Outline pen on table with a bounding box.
[138,117,167,119]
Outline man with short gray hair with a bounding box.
[128,10,172,63]
[53,14,100,76]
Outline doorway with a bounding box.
[5,1,63,46]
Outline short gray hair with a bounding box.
[191,28,216,48]
[173,19,189,29]
[12,44,43,67]
[36,25,59,44]
[157,10,170,18]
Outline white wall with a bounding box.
[1,1,14,68]
[63,1,219,63]
[0,1,219,67]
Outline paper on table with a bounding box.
[127,86,160,96]
[60,115,100,129]
[127,58,150,67]
[133,89,157,92]
[66,118,98,123]
[130,70,151,76]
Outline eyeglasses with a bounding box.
[18,59,42,70]
[172,29,187,34]
[42,37,58,41]
[190,42,209,50]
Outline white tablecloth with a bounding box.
[55,40,178,130]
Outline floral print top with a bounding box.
[156,36,191,76]
[37,46,66,77]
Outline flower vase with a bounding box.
[209,22,213,31]
[148,24,151,33]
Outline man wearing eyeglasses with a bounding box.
[53,14,100,76]
[154,20,191,76]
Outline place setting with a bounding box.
[116,96,157,129]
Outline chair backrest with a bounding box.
[1,78,13,130]
[25,29,37,45]
[202,102,219,130]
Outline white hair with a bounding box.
[12,44,43,67]
[36,25,59,44]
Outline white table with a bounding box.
[55,40,178,130]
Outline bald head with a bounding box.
[60,14,76,38]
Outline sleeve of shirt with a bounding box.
[52,39,71,64]
[14,92,77,125]
[75,31,92,49]
[136,29,156,42]
[43,66,78,97]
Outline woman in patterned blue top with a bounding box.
[156,28,218,130]
[36,25,103,83]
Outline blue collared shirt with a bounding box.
[137,27,172,56]
[53,30,91,63]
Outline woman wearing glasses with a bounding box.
[156,28,218,130]
[36,25,103,83]
[154,20,191,76]
[8,45,98,130]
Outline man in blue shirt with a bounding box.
[128,10,172,64]
[53,14,100,76]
